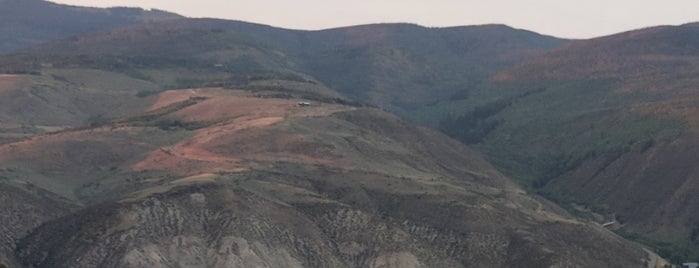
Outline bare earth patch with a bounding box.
[133,88,354,175]
[0,74,19,95]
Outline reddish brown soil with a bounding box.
[0,87,354,178]
[133,89,352,176]
[0,74,19,95]
[172,97,294,122]
[0,127,114,162]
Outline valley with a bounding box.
[429,22,699,262]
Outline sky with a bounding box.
[48,0,699,39]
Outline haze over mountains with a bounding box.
[5,17,565,115]
[0,0,181,52]
[1,0,697,267]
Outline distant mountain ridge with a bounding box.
[291,23,565,114]
[0,0,567,118]
[0,0,182,52]
[494,22,699,82]
[3,16,566,119]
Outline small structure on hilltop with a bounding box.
[298,101,311,106]
[188,89,207,101]
[684,262,699,268]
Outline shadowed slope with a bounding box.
[292,24,565,112]
[431,22,699,261]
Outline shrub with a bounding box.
[135,90,161,98]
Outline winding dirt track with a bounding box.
[132,88,354,176]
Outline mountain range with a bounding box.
[1,0,697,266]
[0,0,181,52]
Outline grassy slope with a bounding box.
[427,23,699,262]
[3,18,566,115]
[0,19,350,142]
[287,24,566,115]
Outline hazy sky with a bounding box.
[49,0,699,39]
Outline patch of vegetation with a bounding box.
[640,138,656,153]
[135,89,162,98]
[327,97,365,107]
[219,56,266,73]
[172,78,208,89]
[253,93,294,99]
[51,74,69,82]
[294,25,564,113]
[249,73,313,83]
[437,86,546,144]
[154,119,211,131]
[616,228,699,265]
[438,98,510,144]
[491,109,684,188]
[194,72,288,88]
[533,187,613,221]
[2,69,41,75]
[444,80,689,185]
[86,114,111,127]
[122,69,152,81]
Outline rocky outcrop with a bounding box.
[0,183,77,267]
[15,176,648,267]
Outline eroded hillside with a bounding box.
[0,86,654,267]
